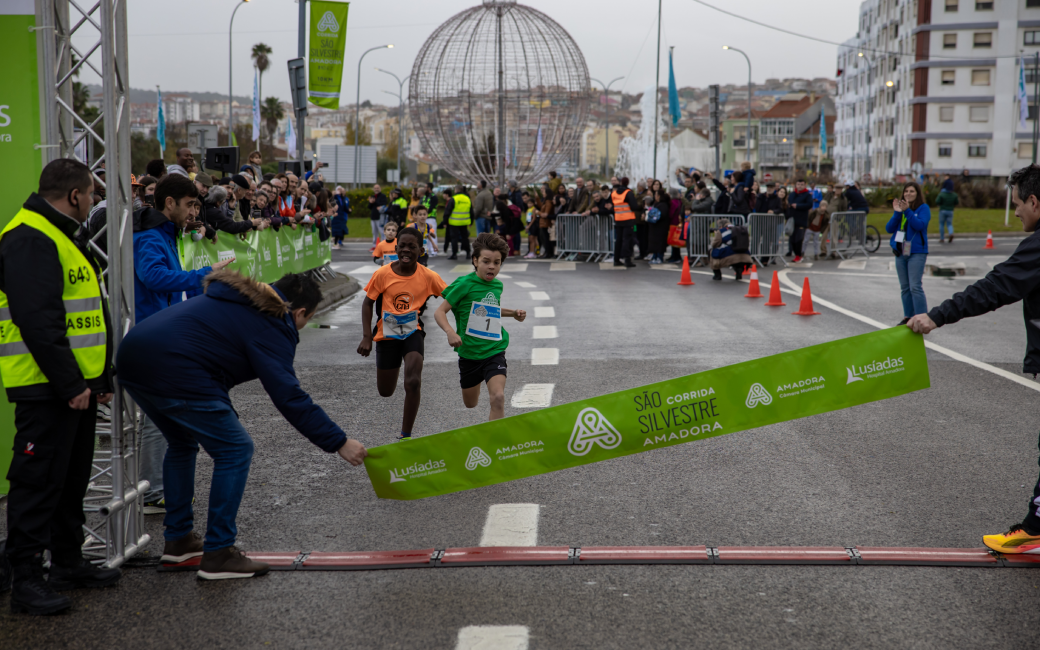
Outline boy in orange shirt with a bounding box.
[357,228,447,440]
[372,222,399,265]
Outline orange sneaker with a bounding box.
[983,523,1040,554]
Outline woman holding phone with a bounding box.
[886,181,931,325]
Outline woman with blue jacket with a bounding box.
[886,181,930,324]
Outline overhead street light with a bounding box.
[228,0,253,144]
[353,44,393,188]
[723,45,753,165]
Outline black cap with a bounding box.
[230,174,250,190]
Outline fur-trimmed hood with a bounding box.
[203,269,289,318]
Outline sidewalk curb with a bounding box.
[315,275,360,315]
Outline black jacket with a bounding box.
[929,231,1040,374]
[368,192,387,220]
[844,186,870,212]
[0,194,114,401]
[203,201,253,237]
[710,179,731,214]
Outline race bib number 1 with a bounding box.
[382,310,418,340]
[466,301,502,341]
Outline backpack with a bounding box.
[730,225,750,252]
[646,207,661,223]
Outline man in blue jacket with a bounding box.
[133,173,236,515]
[116,270,367,580]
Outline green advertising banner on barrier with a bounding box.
[364,328,930,500]
[308,1,350,109]
[0,3,44,495]
[180,227,331,282]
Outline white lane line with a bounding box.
[534,306,555,318]
[479,503,540,547]
[347,264,380,275]
[599,262,627,270]
[837,259,868,270]
[529,291,550,300]
[511,383,554,408]
[506,263,529,272]
[498,274,512,279]
[550,261,576,271]
[451,264,473,273]
[456,626,530,650]
[775,269,1040,394]
[531,348,559,365]
[532,325,558,339]
[515,281,537,288]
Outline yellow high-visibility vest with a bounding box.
[449,193,472,227]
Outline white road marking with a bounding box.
[511,383,554,408]
[498,274,512,279]
[532,325,558,339]
[455,626,530,650]
[529,291,550,300]
[347,264,380,275]
[531,348,559,365]
[452,264,473,273]
[550,261,576,271]
[775,269,1040,394]
[599,262,626,270]
[650,266,682,272]
[506,263,529,272]
[515,281,537,288]
[479,503,540,547]
[837,259,867,270]
[534,306,555,318]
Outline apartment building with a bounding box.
[835,0,1040,182]
[758,94,835,178]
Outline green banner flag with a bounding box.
[364,328,930,500]
[179,227,331,282]
[308,1,350,109]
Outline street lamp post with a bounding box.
[591,76,623,176]
[354,45,393,189]
[376,68,410,187]
[723,45,752,165]
[228,0,252,145]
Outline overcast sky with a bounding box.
[74,0,861,104]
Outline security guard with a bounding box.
[0,159,120,615]
[611,176,638,268]
[447,185,472,260]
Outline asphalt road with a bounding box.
[3,235,1040,649]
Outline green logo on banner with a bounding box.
[308,1,350,109]
[363,327,931,500]
[179,229,330,282]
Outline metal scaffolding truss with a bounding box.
[35,0,149,568]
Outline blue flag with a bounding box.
[668,50,680,127]
[156,87,166,156]
[819,105,827,155]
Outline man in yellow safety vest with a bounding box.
[446,185,473,260]
[0,159,121,615]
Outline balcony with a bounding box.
[732,139,757,149]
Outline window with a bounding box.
[968,144,987,157]
[1026,31,1040,45]
[804,146,813,157]
[944,34,957,49]
[973,32,993,48]
[945,0,958,10]
[1029,0,1040,7]
[1031,105,1039,120]
[939,106,955,121]
[969,106,990,122]
[971,69,991,85]
[1020,143,1035,159]
[975,1,993,8]
[942,70,956,85]
[939,143,953,157]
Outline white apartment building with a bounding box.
[834,0,1040,182]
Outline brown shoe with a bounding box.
[196,546,269,581]
[161,532,204,564]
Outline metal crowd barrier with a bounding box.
[829,211,870,259]
[748,212,788,269]
[684,214,750,267]
[555,213,614,262]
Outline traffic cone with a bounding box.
[744,265,763,298]
[677,255,695,286]
[984,230,994,249]
[764,270,786,306]
[792,277,822,316]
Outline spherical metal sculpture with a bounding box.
[409,0,591,186]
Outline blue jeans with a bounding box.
[894,252,928,318]
[475,217,491,234]
[139,414,165,503]
[126,388,254,551]
[939,210,954,238]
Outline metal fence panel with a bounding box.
[683,214,750,267]
[829,211,870,259]
[555,213,614,262]
[748,212,788,268]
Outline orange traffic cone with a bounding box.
[744,265,763,298]
[984,231,994,249]
[792,277,822,316]
[764,270,786,306]
[677,255,695,286]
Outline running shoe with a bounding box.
[792,256,803,263]
[983,523,1040,554]
[143,498,166,515]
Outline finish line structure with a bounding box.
[156,545,1040,572]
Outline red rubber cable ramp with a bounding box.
[854,547,1001,567]
[1000,553,1040,567]
[577,546,712,565]
[715,546,853,565]
[439,546,573,567]
[156,551,300,573]
[300,549,436,571]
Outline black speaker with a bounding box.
[278,160,313,176]
[205,147,239,175]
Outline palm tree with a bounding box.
[260,97,285,147]
[251,43,272,105]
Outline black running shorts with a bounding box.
[459,353,508,389]
[376,330,425,370]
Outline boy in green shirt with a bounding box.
[435,233,526,420]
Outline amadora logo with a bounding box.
[465,447,492,470]
[316,11,340,33]
[745,383,772,408]
[568,407,621,456]
[846,356,905,384]
[388,459,447,483]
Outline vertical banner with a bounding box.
[308,1,350,109]
[0,1,43,494]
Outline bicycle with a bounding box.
[864,224,881,253]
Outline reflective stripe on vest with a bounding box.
[612,190,634,222]
[0,208,107,388]
[450,194,472,226]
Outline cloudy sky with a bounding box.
[74,0,861,103]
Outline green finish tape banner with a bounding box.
[179,227,331,282]
[308,1,350,109]
[364,328,930,500]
